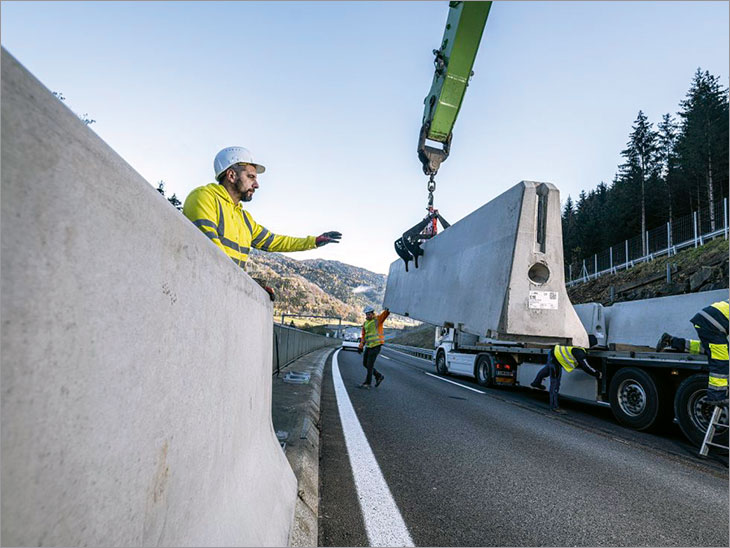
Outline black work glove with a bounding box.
[357,347,363,354]
[316,231,342,247]
[253,277,275,302]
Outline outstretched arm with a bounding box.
[378,308,390,325]
[572,348,601,379]
[246,211,317,252]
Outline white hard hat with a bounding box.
[214,146,266,179]
[363,306,375,314]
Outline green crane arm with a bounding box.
[418,1,492,176]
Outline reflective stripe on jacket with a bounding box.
[694,301,730,335]
[553,345,586,373]
[361,309,390,348]
[183,183,316,267]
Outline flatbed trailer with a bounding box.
[434,333,722,446]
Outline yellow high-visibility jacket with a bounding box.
[183,183,317,267]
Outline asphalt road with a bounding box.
[319,347,729,547]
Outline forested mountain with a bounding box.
[562,69,729,266]
[247,249,416,326]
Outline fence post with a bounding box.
[693,211,698,248]
[594,254,598,279]
[568,264,572,282]
[609,247,613,273]
[666,222,671,256]
[582,259,587,282]
[724,197,728,240]
[624,240,629,269]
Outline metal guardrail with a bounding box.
[273,324,339,374]
[385,343,435,361]
[566,198,728,287]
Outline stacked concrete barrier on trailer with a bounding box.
[601,289,728,348]
[384,181,588,346]
[1,48,297,546]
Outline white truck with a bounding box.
[432,289,728,446]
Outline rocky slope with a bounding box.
[247,250,416,327]
[567,237,728,305]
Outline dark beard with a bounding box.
[241,192,253,202]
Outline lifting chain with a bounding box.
[427,173,436,208]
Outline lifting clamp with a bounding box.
[394,174,450,272]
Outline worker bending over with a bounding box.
[531,337,601,414]
[357,306,389,389]
[656,300,729,405]
[183,146,341,298]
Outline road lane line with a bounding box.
[384,347,433,363]
[332,350,415,547]
[424,371,486,394]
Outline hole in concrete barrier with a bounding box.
[528,263,550,284]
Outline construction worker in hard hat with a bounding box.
[656,300,729,405]
[530,335,601,414]
[183,147,342,296]
[357,306,390,389]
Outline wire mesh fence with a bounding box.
[566,198,728,286]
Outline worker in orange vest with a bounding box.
[357,306,389,389]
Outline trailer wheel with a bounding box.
[674,374,729,447]
[435,350,448,375]
[609,367,662,431]
[475,354,494,387]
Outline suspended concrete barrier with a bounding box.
[384,181,588,346]
[1,48,296,547]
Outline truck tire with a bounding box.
[475,354,494,387]
[609,367,662,431]
[435,350,448,375]
[674,374,729,447]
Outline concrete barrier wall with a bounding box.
[273,325,339,372]
[1,49,296,546]
[384,181,588,346]
[602,289,729,348]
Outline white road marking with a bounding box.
[380,355,392,360]
[424,371,486,394]
[384,347,433,362]
[332,350,415,547]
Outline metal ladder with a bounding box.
[699,404,729,457]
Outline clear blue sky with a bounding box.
[2,1,727,274]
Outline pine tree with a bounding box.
[675,68,729,232]
[156,181,183,211]
[620,110,659,255]
[561,196,578,266]
[657,113,678,240]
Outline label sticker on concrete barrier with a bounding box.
[529,290,558,310]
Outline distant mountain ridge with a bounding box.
[248,250,415,326]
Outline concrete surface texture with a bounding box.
[271,347,334,547]
[573,303,607,346]
[1,48,296,547]
[602,289,729,347]
[384,181,588,346]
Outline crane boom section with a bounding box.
[422,1,491,143]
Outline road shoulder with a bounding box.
[271,346,334,547]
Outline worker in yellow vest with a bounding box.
[357,306,390,389]
[183,147,341,300]
[656,300,729,405]
[531,336,601,414]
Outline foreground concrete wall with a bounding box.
[602,289,728,348]
[1,49,296,546]
[384,181,588,346]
